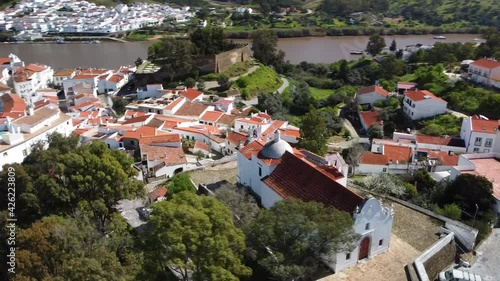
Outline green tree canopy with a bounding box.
[166,172,196,198]
[244,200,358,281]
[365,34,386,57]
[442,174,495,220]
[298,107,328,155]
[213,184,261,228]
[144,191,251,281]
[365,173,406,197]
[250,30,285,69]
[14,215,142,281]
[367,124,383,140]
[148,38,193,81]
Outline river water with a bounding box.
[0,34,481,69]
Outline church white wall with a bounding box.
[260,184,282,209]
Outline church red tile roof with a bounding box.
[262,152,363,213]
[227,131,248,146]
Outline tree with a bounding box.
[189,27,229,55]
[342,143,366,175]
[166,172,196,198]
[257,92,289,120]
[148,38,193,81]
[290,83,315,115]
[250,30,283,66]
[112,98,129,116]
[213,184,261,228]
[365,173,406,197]
[379,55,405,79]
[184,77,196,88]
[365,34,386,57]
[135,57,143,67]
[14,215,142,281]
[413,169,435,194]
[244,200,358,281]
[298,107,328,155]
[217,74,231,91]
[197,78,205,91]
[367,124,383,140]
[442,174,495,220]
[434,203,462,220]
[145,191,251,281]
[389,39,397,52]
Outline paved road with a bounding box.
[469,228,500,281]
[327,119,369,150]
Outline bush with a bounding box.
[403,182,418,199]
[434,203,462,220]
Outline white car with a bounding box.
[438,269,482,281]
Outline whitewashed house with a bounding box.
[403,90,447,120]
[140,144,187,179]
[53,69,76,87]
[460,115,499,153]
[467,59,500,88]
[356,85,389,107]
[237,130,394,273]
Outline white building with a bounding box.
[237,130,394,273]
[12,64,53,101]
[460,115,499,153]
[467,59,500,88]
[0,107,72,169]
[53,69,76,87]
[451,153,500,214]
[356,85,389,107]
[140,144,187,179]
[402,90,447,120]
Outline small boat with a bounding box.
[473,38,481,41]
[350,49,364,55]
[88,39,100,44]
[433,35,446,40]
[56,38,65,44]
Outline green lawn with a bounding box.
[310,87,333,100]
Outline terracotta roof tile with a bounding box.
[12,107,59,126]
[200,110,224,123]
[359,152,388,165]
[239,139,265,159]
[1,94,26,113]
[0,58,9,65]
[194,140,210,152]
[359,110,382,128]
[357,85,389,97]
[147,118,165,128]
[406,90,446,103]
[416,135,465,147]
[139,134,180,145]
[470,116,499,134]
[470,59,500,69]
[179,88,203,100]
[262,120,287,137]
[148,186,167,201]
[174,102,208,117]
[217,114,237,126]
[140,144,187,166]
[108,75,124,83]
[279,128,301,138]
[121,115,152,125]
[165,97,184,110]
[227,131,247,145]
[122,126,157,139]
[262,152,363,213]
[0,82,10,91]
[53,69,75,77]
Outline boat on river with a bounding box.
[350,49,364,55]
[433,35,447,40]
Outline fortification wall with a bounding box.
[215,45,251,73]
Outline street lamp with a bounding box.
[472,204,479,227]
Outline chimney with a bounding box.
[27,106,34,116]
[274,129,281,141]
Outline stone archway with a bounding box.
[358,236,370,261]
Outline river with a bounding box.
[0,34,482,69]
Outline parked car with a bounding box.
[438,269,482,281]
[137,207,152,221]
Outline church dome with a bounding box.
[260,130,293,159]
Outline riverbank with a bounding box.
[225,26,483,39]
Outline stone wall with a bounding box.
[214,45,251,73]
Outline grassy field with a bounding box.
[202,60,253,81]
[310,87,333,100]
[234,65,282,98]
[126,33,153,41]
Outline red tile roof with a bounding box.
[139,134,180,145]
[227,131,248,146]
[427,150,459,166]
[0,58,9,65]
[141,144,187,166]
[262,152,363,213]
[416,135,465,147]
[53,69,75,77]
[217,114,237,126]
[359,152,389,165]
[0,82,10,91]
[179,88,203,100]
[200,110,224,123]
[357,85,389,97]
[239,139,266,160]
[108,75,124,83]
[194,140,210,152]
[122,126,157,139]
[360,144,412,165]
[164,97,184,110]
[121,114,152,125]
[466,158,500,199]
[73,75,97,79]
[397,82,417,90]
[262,120,287,137]
[470,59,500,69]
[406,90,446,102]
[216,99,234,105]
[175,102,209,117]
[148,186,168,201]
[0,94,26,113]
[470,116,499,134]
[359,110,382,128]
[279,128,300,138]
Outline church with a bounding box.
[236,129,394,272]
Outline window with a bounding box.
[484,149,490,153]
[119,143,123,147]
[485,138,493,148]
[474,137,482,146]
[473,148,480,152]
[131,140,136,145]
[3,152,7,157]
[365,223,370,230]
[346,252,351,260]
[411,112,414,116]
[379,239,383,246]
[258,167,262,177]
[22,149,27,156]
[382,168,387,172]
[240,125,243,129]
